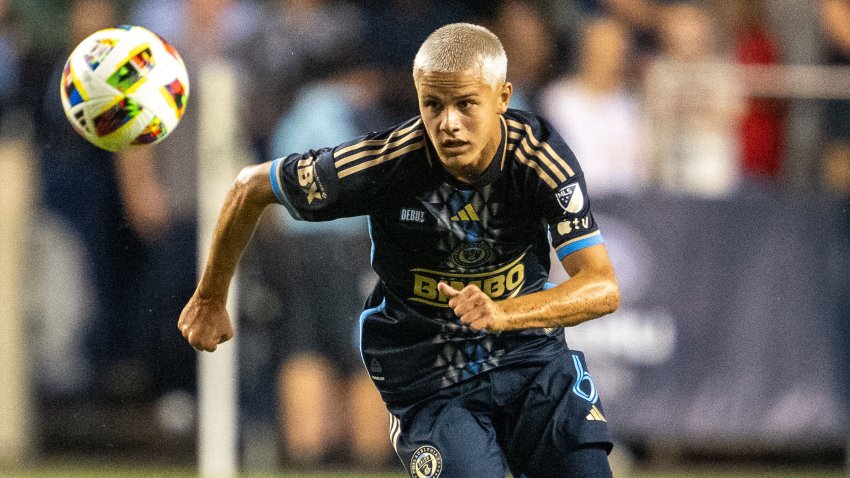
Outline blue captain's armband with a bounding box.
[269,157,303,220]
[555,231,603,260]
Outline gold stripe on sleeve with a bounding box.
[335,129,423,169]
[337,141,424,179]
[514,148,558,189]
[506,118,575,178]
[334,119,422,160]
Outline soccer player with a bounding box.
[179,23,620,477]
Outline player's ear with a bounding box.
[498,82,512,114]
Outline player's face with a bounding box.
[415,68,512,182]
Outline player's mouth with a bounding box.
[440,139,471,153]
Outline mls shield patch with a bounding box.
[555,183,584,214]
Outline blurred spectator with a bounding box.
[821,0,850,196]
[570,0,663,69]
[257,67,393,469]
[644,2,743,197]
[489,0,555,111]
[235,0,364,158]
[541,17,648,197]
[34,0,163,401]
[730,0,786,183]
[0,0,26,135]
[126,0,265,408]
[271,69,392,159]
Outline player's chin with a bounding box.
[439,150,478,170]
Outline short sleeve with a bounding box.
[269,117,426,222]
[543,172,603,260]
[509,111,603,260]
[270,147,372,221]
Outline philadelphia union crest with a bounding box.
[451,242,493,268]
[410,445,443,478]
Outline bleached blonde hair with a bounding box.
[413,23,507,87]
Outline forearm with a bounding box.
[495,271,619,331]
[195,163,276,302]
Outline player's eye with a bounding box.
[423,99,442,111]
[457,99,475,110]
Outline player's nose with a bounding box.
[439,107,462,134]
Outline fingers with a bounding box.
[458,309,489,331]
[178,306,234,353]
[451,292,488,318]
[186,330,229,352]
[438,282,462,298]
[443,284,497,331]
[445,284,484,312]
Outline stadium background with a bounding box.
[1,0,849,476]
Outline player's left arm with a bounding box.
[439,243,619,332]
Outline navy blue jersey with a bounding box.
[270,109,604,404]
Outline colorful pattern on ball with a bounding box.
[161,79,187,119]
[132,116,167,145]
[61,61,85,107]
[106,45,155,92]
[83,39,116,71]
[94,97,142,137]
[59,25,189,152]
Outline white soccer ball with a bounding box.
[60,25,189,152]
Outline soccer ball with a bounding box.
[60,25,189,152]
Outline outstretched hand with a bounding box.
[178,295,234,352]
[438,282,506,332]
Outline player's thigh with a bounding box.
[499,351,613,477]
[393,399,506,478]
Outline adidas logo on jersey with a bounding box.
[450,203,479,221]
[585,405,606,422]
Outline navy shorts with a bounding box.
[387,350,613,478]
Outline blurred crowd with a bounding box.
[2,0,849,472]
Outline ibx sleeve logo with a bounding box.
[555,183,584,213]
[297,155,327,204]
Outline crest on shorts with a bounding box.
[410,445,443,478]
[555,183,584,214]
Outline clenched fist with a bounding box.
[438,282,506,332]
[178,295,234,352]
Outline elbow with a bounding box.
[597,276,620,317]
[604,280,621,315]
[232,164,275,208]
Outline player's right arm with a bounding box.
[178,162,276,352]
[179,119,422,351]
